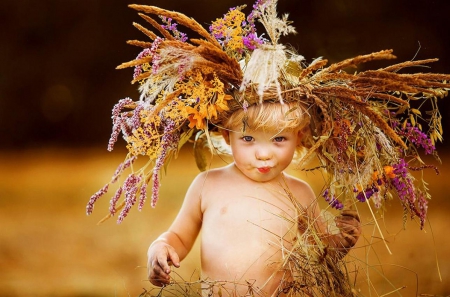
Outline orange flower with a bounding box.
[185,106,206,129]
[383,166,396,179]
[372,171,380,182]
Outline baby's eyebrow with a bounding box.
[269,129,287,140]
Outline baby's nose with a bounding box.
[256,148,272,160]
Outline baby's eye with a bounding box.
[273,136,286,142]
[242,136,254,142]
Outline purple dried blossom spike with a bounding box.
[391,159,416,203]
[355,185,379,202]
[418,192,428,229]
[151,119,180,207]
[130,103,144,130]
[392,121,436,155]
[242,32,263,50]
[134,48,152,80]
[150,37,164,74]
[138,179,148,211]
[117,174,142,223]
[322,189,344,210]
[161,17,188,42]
[108,97,134,152]
[111,156,137,184]
[109,186,123,216]
[86,183,109,215]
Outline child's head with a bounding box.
[217,101,310,181]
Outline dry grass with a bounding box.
[0,146,449,296]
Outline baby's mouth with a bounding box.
[257,167,271,173]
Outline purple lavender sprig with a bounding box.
[133,48,151,80]
[130,103,144,131]
[111,156,137,184]
[86,183,109,215]
[391,159,416,203]
[109,186,123,216]
[161,17,188,42]
[392,121,435,155]
[322,189,344,210]
[150,37,164,74]
[138,179,148,211]
[243,0,267,49]
[117,174,142,223]
[151,119,180,207]
[355,185,379,202]
[108,98,134,152]
[242,32,264,50]
[417,192,428,229]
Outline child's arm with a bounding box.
[147,173,205,286]
[291,177,361,257]
[312,205,361,258]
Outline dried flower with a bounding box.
[117,174,142,223]
[161,17,188,42]
[322,189,343,210]
[111,156,137,183]
[109,186,123,215]
[151,119,179,207]
[138,179,148,211]
[393,121,435,154]
[417,191,428,229]
[86,183,109,215]
[133,48,152,80]
[108,97,134,152]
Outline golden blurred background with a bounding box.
[1,0,449,296]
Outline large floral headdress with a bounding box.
[87,0,449,226]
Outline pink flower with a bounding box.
[151,119,179,207]
[109,186,123,216]
[138,180,148,211]
[108,98,134,152]
[86,183,109,215]
[117,174,142,223]
[111,156,137,183]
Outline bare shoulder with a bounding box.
[187,165,232,196]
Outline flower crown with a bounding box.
[87,0,449,226]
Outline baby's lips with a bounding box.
[257,167,271,173]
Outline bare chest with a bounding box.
[200,185,297,276]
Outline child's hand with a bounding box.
[147,240,180,286]
[334,209,361,248]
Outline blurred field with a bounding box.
[0,146,449,296]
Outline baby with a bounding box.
[147,101,361,296]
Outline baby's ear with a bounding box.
[296,129,303,146]
[221,129,230,145]
[297,126,311,146]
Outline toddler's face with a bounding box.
[223,127,300,182]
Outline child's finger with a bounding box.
[157,253,172,274]
[340,209,360,222]
[150,270,170,286]
[148,259,171,286]
[167,248,180,268]
[340,231,358,247]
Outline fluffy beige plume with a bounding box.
[240,44,287,102]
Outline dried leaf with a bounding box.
[410,108,422,115]
[410,114,416,126]
[194,131,208,171]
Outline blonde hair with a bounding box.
[223,101,310,133]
